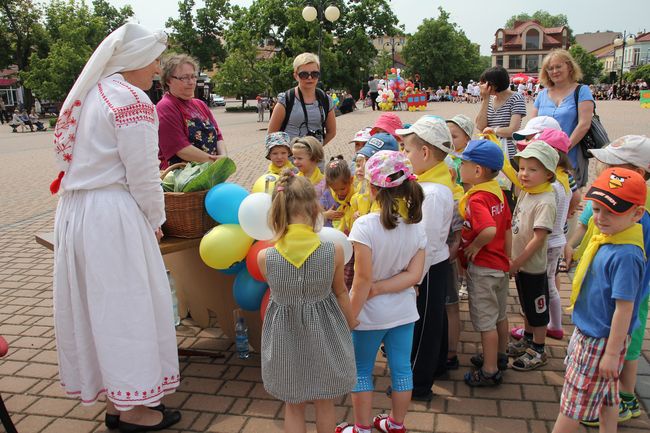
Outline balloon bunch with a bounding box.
[199,182,354,316]
[376,88,394,111]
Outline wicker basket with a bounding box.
[161,163,216,238]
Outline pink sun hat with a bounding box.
[370,113,403,139]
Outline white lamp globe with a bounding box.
[302,6,317,22]
[324,5,340,22]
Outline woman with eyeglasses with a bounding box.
[531,49,594,188]
[268,52,336,146]
[157,54,225,169]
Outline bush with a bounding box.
[49,117,58,128]
[225,106,258,113]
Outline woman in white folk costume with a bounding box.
[51,23,181,432]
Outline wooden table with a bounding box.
[35,232,262,352]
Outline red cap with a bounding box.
[585,167,647,214]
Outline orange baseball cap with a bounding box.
[585,167,647,214]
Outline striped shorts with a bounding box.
[560,328,628,420]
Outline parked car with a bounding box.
[210,94,226,107]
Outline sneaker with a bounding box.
[507,339,529,357]
[470,352,509,371]
[373,414,407,433]
[510,326,526,340]
[624,395,641,418]
[464,368,503,387]
[546,328,564,340]
[511,348,548,371]
[580,401,632,427]
[446,356,459,370]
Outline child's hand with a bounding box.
[324,207,344,220]
[482,127,496,135]
[563,245,574,269]
[155,227,164,242]
[463,243,481,262]
[352,211,361,221]
[598,353,620,379]
[509,259,520,276]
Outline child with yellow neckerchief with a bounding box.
[257,170,356,433]
[456,139,512,387]
[291,136,326,199]
[350,133,400,222]
[251,132,295,193]
[508,140,558,372]
[398,116,454,401]
[510,129,575,343]
[338,150,426,433]
[552,167,647,433]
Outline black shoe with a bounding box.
[106,405,168,431]
[470,352,509,371]
[446,356,459,370]
[464,368,503,387]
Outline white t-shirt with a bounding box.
[420,182,453,273]
[518,83,526,93]
[467,83,474,94]
[548,181,571,249]
[348,213,427,331]
[457,85,464,96]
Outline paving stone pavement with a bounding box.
[1,100,650,432]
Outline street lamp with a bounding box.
[302,2,340,62]
[614,31,636,94]
[384,37,402,68]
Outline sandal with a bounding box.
[510,326,526,340]
[558,257,569,273]
[373,414,406,433]
[464,368,503,387]
[507,338,529,357]
[335,422,357,433]
[511,348,547,371]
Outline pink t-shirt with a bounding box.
[156,93,223,169]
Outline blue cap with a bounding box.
[357,132,399,159]
[460,139,504,171]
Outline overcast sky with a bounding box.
[106,0,648,55]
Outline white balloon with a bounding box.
[318,227,353,264]
[238,193,274,241]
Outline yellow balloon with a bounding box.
[251,173,278,193]
[200,224,254,270]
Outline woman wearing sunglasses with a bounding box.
[157,54,226,169]
[268,52,337,146]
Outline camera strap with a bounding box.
[297,87,325,135]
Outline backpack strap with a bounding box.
[279,88,296,132]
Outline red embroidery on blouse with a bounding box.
[98,81,156,128]
[53,99,82,163]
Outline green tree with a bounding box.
[401,8,482,87]
[213,45,271,107]
[629,64,650,83]
[568,44,603,85]
[0,0,48,71]
[166,0,230,70]
[21,0,131,102]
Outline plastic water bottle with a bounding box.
[167,271,180,326]
[234,314,250,359]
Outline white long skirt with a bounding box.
[53,187,179,408]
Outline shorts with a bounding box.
[560,328,628,420]
[445,260,459,305]
[626,291,649,361]
[515,270,549,327]
[466,263,509,331]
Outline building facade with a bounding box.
[491,20,570,77]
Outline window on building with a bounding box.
[496,55,503,67]
[525,56,539,72]
[562,30,568,48]
[525,29,539,50]
[497,35,503,49]
[509,55,522,69]
[633,48,641,66]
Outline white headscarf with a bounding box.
[51,23,167,193]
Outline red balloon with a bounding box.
[260,289,271,322]
[246,240,273,282]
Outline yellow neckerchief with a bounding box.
[452,184,464,201]
[417,161,455,193]
[268,161,294,176]
[329,185,355,233]
[458,180,503,220]
[274,224,321,268]
[556,168,570,194]
[298,167,324,186]
[351,191,372,217]
[500,157,553,194]
[370,198,410,220]
[568,223,645,310]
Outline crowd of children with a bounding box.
[253,110,650,433]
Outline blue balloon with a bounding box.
[204,183,249,224]
[233,268,268,311]
[220,260,245,275]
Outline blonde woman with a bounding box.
[531,49,594,187]
[268,52,336,145]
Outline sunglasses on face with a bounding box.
[297,70,321,80]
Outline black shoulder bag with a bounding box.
[574,85,609,158]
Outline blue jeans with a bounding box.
[352,322,414,393]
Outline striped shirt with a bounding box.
[487,92,527,158]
